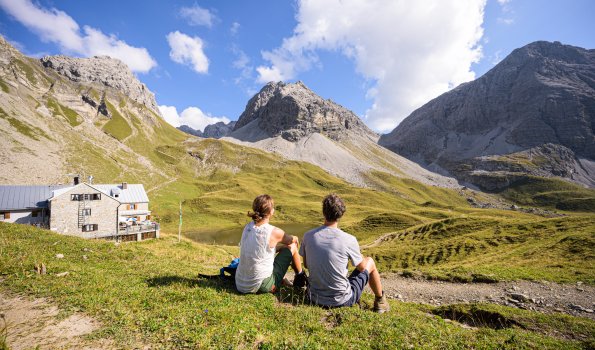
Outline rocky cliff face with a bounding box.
[233,81,377,142]
[380,41,595,189]
[41,55,160,115]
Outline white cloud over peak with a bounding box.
[166,31,209,74]
[256,0,486,132]
[159,105,229,132]
[179,4,216,28]
[0,0,156,73]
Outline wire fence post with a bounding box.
[178,201,182,243]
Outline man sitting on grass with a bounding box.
[299,194,390,313]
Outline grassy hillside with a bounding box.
[499,176,595,212]
[1,223,593,349]
[365,214,595,283]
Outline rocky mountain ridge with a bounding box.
[0,35,179,185]
[380,41,595,189]
[41,55,160,115]
[226,81,458,188]
[178,121,236,138]
[233,81,377,142]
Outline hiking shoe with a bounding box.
[282,277,293,287]
[373,292,390,313]
[293,271,308,289]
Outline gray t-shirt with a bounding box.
[299,225,363,306]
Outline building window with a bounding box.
[32,211,39,217]
[82,208,91,216]
[130,203,137,210]
[71,193,101,201]
[82,224,98,232]
[0,213,5,220]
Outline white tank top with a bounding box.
[235,221,276,293]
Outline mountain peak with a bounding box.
[380,40,595,188]
[233,81,377,142]
[40,54,159,114]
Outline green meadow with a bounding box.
[1,223,594,349]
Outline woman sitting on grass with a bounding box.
[235,194,307,294]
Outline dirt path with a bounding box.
[0,292,115,350]
[379,274,595,319]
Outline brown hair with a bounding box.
[322,193,346,222]
[248,194,274,222]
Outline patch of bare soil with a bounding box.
[0,292,115,350]
[379,274,595,319]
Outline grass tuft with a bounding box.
[47,98,82,127]
[102,99,132,141]
[0,106,50,140]
[12,58,37,85]
[0,77,9,93]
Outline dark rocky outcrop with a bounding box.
[178,121,237,139]
[380,41,595,188]
[203,121,236,138]
[233,81,377,142]
[178,125,203,137]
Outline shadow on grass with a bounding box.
[146,275,240,294]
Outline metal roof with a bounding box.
[93,184,149,203]
[0,185,69,210]
[50,183,149,203]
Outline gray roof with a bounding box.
[51,183,149,203]
[93,184,149,203]
[0,185,69,210]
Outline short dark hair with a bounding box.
[322,194,346,222]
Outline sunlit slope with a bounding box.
[364,213,595,283]
[149,138,470,233]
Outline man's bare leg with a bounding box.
[356,256,382,297]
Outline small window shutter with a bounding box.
[5,212,10,219]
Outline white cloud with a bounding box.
[256,0,486,132]
[230,22,241,36]
[0,0,156,73]
[166,31,209,74]
[179,4,215,28]
[158,105,229,132]
[497,17,514,25]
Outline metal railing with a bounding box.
[118,223,160,234]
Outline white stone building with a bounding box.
[0,181,159,241]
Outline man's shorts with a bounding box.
[257,247,292,293]
[341,268,370,307]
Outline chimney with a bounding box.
[74,176,79,185]
[88,175,94,184]
[122,182,128,190]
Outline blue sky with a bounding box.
[0,0,593,133]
